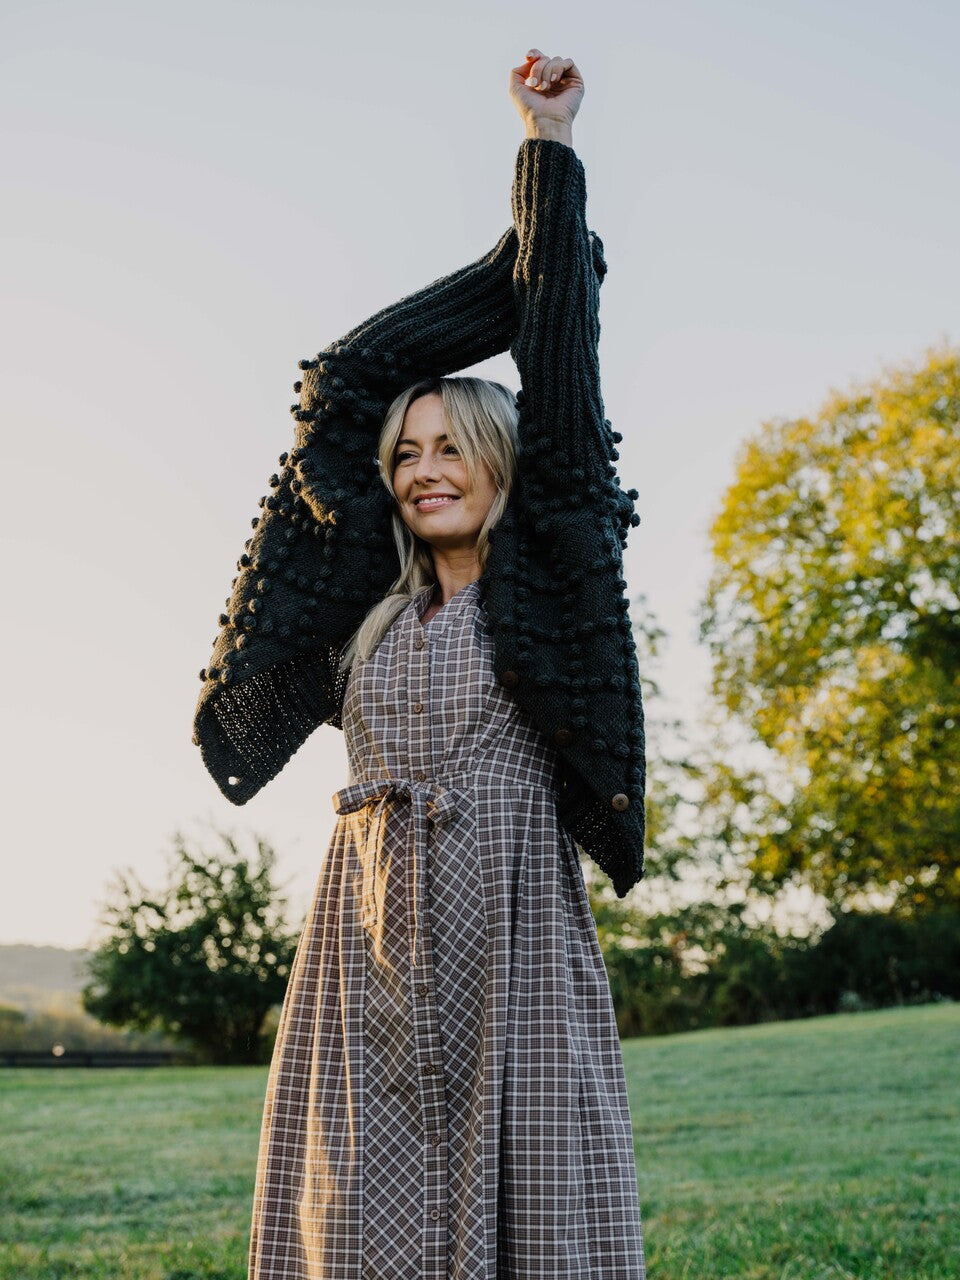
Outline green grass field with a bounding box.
[1,1003,957,1279]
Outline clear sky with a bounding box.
[2,0,957,947]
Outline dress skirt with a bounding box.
[247,579,646,1279]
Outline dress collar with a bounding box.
[413,579,481,627]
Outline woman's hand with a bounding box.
[509,48,583,146]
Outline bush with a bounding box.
[597,902,960,1037]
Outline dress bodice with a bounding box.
[341,580,560,795]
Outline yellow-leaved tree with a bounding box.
[699,341,960,914]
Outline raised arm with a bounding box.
[481,53,644,878]
[506,50,639,535]
[194,223,521,806]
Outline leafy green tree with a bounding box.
[699,341,960,912]
[83,829,300,1064]
[584,592,772,1034]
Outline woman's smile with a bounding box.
[414,494,461,511]
[392,393,498,551]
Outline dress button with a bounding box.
[429,1134,441,1147]
[611,792,630,811]
[415,770,426,782]
[418,984,429,997]
[414,635,425,649]
[413,701,423,713]
[430,1209,441,1221]
[424,1062,435,1074]
[553,727,573,747]
[500,669,519,689]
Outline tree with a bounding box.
[583,592,774,1035]
[83,829,300,1064]
[699,341,960,912]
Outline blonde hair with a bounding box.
[338,376,519,672]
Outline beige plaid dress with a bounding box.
[248,578,646,1279]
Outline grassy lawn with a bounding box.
[0,1003,956,1279]
[623,1003,959,1279]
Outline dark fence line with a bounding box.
[1,1049,190,1068]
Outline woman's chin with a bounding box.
[415,525,481,552]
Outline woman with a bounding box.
[194,48,647,1280]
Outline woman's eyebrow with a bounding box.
[395,433,450,448]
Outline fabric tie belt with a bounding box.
[332,775,467,969]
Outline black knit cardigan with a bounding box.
[192,138,646,897]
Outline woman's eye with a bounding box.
[394,445,458,465]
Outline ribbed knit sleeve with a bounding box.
[310,226,519,397]
[193,230,520,805]
[294,226,519,529]
[481,138,647,896]
[510,139,617,496]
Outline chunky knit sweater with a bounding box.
[192,138,646,897]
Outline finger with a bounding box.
[546,57,574,85]
[510,51,540,83]
[534,57,563,88]
[524,54,551,88]
[530,54,575,90]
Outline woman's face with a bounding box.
[391,393,499,552]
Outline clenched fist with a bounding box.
[509,48,584,143]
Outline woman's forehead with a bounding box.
[396,430,451,448]
[397,394,452,446]
[403,393,444,423]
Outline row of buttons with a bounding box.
[399,643,448,1249]
[416,966,444,1223]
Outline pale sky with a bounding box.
[2,0,957,947]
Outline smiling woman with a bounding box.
[393,395,496,617]
[194,46,647,1280]
[339,376,518,662]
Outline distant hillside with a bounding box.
[0,945,183,1054]
[0,945,91,1012]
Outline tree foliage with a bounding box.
[699,342,960,911]
[83,829,300,1064]
[620,590,705,883]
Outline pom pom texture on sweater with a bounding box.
[192,139,646,897]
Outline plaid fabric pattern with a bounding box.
[248,580,646,1278]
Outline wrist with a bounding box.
[524,117,574,147]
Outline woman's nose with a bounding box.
[413,450,441,481]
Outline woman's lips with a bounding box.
[415,496,460,511]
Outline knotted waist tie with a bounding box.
[332,775,467,969]
[332,771,558,970]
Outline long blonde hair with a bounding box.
[338,376,519,672]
